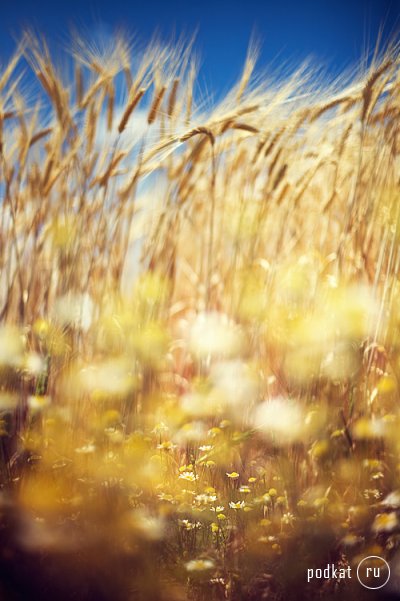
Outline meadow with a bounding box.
[0,31,399,600]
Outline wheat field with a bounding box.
[0,31,399,600]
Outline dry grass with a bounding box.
[0,31,399,601]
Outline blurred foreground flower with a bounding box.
[372,512,399,533]
[53,292,95,331]
[210,359,258,414]
[188,312,243,359]
[185,558,215,572]
[253,397,306,443]
[129,509,165,540]
[77,357,135,398]
[0,326,23,367]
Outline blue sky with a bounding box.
[1,0,399,94]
